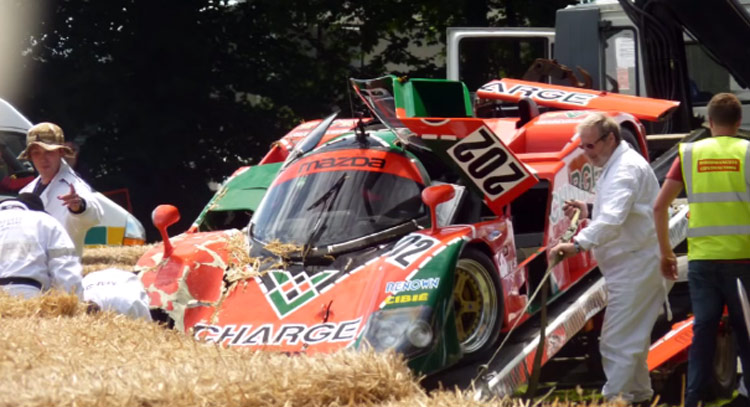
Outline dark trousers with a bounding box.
[686,261,750,407]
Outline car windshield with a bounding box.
[251,149,427,251]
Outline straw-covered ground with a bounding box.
[0,246,637,407]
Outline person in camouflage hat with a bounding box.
[18,122,103,256]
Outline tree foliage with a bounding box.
[5,0,574,240]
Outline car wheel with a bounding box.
[453,246,503,358]
[622,127,643,155]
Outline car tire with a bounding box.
[622,127,643,155]
[453,246,503,359]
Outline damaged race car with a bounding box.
[136,75,678,374]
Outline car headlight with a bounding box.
[406,319,433,348]
[362,305,434,358]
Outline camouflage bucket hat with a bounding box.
[17,122,74,160]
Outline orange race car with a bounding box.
[136,75,678,374]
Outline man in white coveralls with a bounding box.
[0,193,82,298]
[549,113,669,404]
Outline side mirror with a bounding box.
[152,205,180,257]
[421,184,455,233]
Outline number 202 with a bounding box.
[452,128,524,195]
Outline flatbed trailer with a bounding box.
[423,204,690,397]
[422,270,606,396]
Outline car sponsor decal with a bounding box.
[398,117,538,214]
[534,111,591,126]
[385,277,440,293]
[446,125,529,200]
[297,156,386,173]
[385,292,429,305]
[566,153,603,193]
[479,81,597,106]
[255,269,340,319]
[193,318,362,347]
[386,234,439,269]
[273,150,425,186]
[548,183,595,227]
[377,234,468,310]
[476,78,680,121]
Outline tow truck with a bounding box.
[440,0,750,398]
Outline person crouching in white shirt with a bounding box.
[0,193,82,298]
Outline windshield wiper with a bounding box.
[302,174,347,259]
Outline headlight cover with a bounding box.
[361,305,434,358]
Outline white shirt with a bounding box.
[0,201,83,297]
[20,159,104,257]
[575,141,661,265]
[83,268,152,320]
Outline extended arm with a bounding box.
[62,179,104,233]
[653,179,683,280]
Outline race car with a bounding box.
[136,75,678,374]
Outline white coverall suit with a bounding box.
[0,201,83,298]
[574,141,670,402]
[20,159,103,257]
[83,268,152,320]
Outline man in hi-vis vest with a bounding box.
[654,93,750,407]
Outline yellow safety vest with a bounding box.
[679,136,750,260]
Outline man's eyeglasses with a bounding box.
[578,132,611,150]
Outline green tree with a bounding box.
[7,0,573,240]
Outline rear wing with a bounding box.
[351,75,538,215]
[477,78,680,122]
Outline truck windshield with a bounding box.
[685,42,750,105]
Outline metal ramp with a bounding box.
[475,271,607,398]
[421,270,606,395]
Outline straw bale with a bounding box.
[0,292,644,407]
[0,312,423,407]
[0,290,83,318]
[82,263,138,276]
[82,245,154,266]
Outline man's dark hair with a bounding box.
[707,93,742,127]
